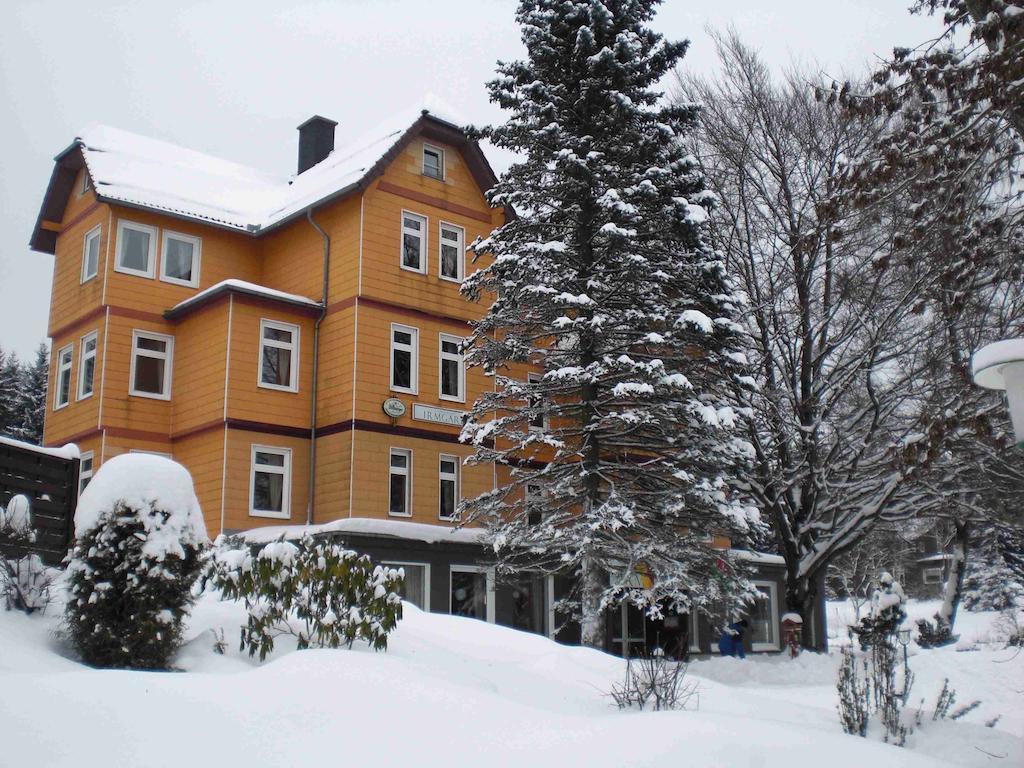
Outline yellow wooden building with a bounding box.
[30,108,801,653]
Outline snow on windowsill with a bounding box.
[239,517,489,546]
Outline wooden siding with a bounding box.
[41,127,503,533]
[349,430,490,527]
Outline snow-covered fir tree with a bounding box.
[0,347,21,437]
[460,0,757,647]
[962,524,1024,612]
[11,344,47,444]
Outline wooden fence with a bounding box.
[0,440,79,566]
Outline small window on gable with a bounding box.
[129,330,173,399]
[439,223,464,282]
[259,320,299,392]
[79,171,91,196]
[54,344,73,410]
[160,231,201,288]
[77,331,98,400]
[401,212,427,273]
[82,226,101,283]
[423,144,444,180]
[115,220,157,278]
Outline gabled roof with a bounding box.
[30,103,500,254]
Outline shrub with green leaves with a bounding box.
[208,534,404,661]
[64,455,209,669]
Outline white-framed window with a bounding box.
[81,225,101,283]
[438,333,465,402]
[390,323,418,394]
[54,344,73,410]
[922,567,944,585]
[450,565,495,623]
[77,331,98,400]
[79,170,91,196]
[129,330,173,400]
[439,222,464,282]
[78,451,94,497]
[160,231,201,288]
[748,581,779,652]
[400,211,427,273]
[249,445,291,519]
[438,454,460,521]
[115,220,158,278]
[422,144,444,180]
[259,319,300,392]
[389,448,412,517]
[382,561,431,611]
[527,372,546,430]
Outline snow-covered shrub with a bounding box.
[961,532,1024,612]
[207,534,403,661]
[64,455,209,669]
[840,572,913,746]
[0,494,52,613]
[607,650,698,712]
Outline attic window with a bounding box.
[423,144,444,180]
[79,171,91,196]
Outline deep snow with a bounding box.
[1,589,1020,768]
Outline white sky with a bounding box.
[0,0,937,360]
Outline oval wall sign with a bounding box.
[382,398,407,418]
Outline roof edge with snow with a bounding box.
[30,110,502,255]
[164,279,321,321]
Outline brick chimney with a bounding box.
[296,115,338,174]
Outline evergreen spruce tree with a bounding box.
[461,0,757,647]
[0,347,22,437]
[12,344,48,444]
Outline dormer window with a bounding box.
[423,144,444,180]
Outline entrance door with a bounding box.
[450,566,494,622]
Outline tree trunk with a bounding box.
[579,555,606,649]
[936,519,970,633]
[785,571,821,651]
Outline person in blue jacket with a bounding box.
[717,619,749,658]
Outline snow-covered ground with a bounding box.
[1,589,1020,767]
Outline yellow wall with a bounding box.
[42,130,505,538]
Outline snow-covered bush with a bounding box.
[961,531,1024,612]
[0,494,52,613]
[207,534,403,661]
[840,572,913,746]
[64,455,209,669]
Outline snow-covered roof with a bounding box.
[239,517,489,546]
[166,279,320,319]
[729,549,786,566]
[0,435,79,460]
[50,98,484,236]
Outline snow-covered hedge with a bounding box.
[65,454,209,668]
[207,534,404,661]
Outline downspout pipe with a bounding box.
[306,207,330,526]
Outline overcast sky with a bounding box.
[0,0,936,360]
